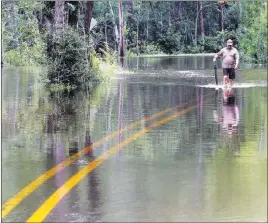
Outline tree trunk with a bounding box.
[220,5,224,32]
[67,1,79,27]
[84,1,94,36]
[105,21,108,44]
[65,6,69,28]
[239,2,242,22]
[146,8,149,52]
[54,0,65,34]
[195,3,211,45]
[108,1,119,48]
[10,3,19,48]
[136,2,141,56]
[160,12,163,33]
[199,1,204,43]
[136,22,139,56]
[118,0,125,57]
[128,0,134,23]
[77,2,80,30]
[37,2,55,34]
[177,1,182,21]
[194,2,199,46]
[168,2,171,27]
[1,36,3,67]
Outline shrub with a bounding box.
[46,28,101,89]
[158,30,181,54]
[184,45,203,54]
[99,43,118,65]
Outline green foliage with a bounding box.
[89,50,103,80]
[203,36,220,53]
[99,43,118,65]
[203,30,240,53]
[127,50,136,57]
[239,2,267,63]
[48,83,73,92]
[4,41,46,66]
[2,0,267,68]
[2,1,46,66]
[145,44,162,54]
[185,45,203,54]
[46,28,100,89]
[2,1,117,86]
[94,45,118,80]
[158,30,182,54]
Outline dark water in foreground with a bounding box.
[2,56,267,222]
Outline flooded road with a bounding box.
[2,56,267,222]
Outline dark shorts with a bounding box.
[223,68,235,80]
[223,95,236,105]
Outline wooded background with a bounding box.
[2,0,267,66]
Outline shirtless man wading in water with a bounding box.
[213,39,240,88]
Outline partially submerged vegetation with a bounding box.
[46,28,114,90]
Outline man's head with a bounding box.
[226,39,233,49]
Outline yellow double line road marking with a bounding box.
[26,104,197,222]
[2,101,189,218]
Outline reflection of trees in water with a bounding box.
[3,78,108,160]
[44,89,95,155]
[45,88,103,221]
[2,68,47,158]
[45,91,81,134]
[85,133,102,222]
[63,123,102,221]
[43,82,111,157]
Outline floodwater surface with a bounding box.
[2,56,267,222]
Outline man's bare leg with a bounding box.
[223,88,228,103]
[228,87,233,96]
[223,75,228,87]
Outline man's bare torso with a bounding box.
[217,47,239,68]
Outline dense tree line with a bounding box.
[1,1,267,67]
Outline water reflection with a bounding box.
[1,61,267,222]
[84,132,102,223]
[214,88,239,135]
[213,89,241,157]
[51,130,103,222]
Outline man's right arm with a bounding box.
[213,49,223,62]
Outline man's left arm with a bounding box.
[235,49,240,69]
